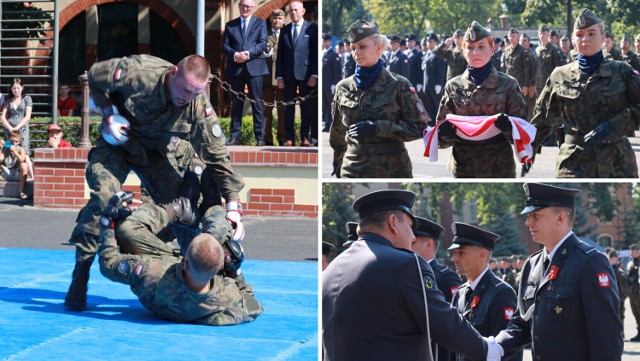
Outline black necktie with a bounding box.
[464,287,472,304]
[543,257,551,276]
[293,23,298,45]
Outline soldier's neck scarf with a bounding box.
[577,50,604,75]
[354,59,383,90]
[467,61,494,85]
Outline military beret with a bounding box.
[322,241,336,257]
[539,24,550,33]
[271,9,285,17]
[521,33,530,40]
[463,21,491,43]
[406,33,418,41]
[622,34,631,42]
[413,216,445,240]
[508,28,519,35]
[521,183,581,214]
[574,8,601,30]
[343,222,359,247]
[550,29,559,37]
[347,19,379,43]
[447,222,500,251]
[352,189,417,228]
[427,32,439,42]
[322,33,332,41]
[388,34,402,43]
[560,35,570,42]
[453,29,464,37]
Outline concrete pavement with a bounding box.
[321,131,640,179]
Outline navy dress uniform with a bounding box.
[496,183,623,361]
[343,221,358,248]
[387,34,411,79]
[414,216,462,361]
[322,190,488,361]
[406,33,424,88]
[448,223,521,361]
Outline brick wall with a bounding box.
[33,146,318,218]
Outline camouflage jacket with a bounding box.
[604,48,621,61]
[535,43,566,90]
[88,54,244,201]
[504,44,535,87]
[436,67,527,177]
[330,67,429,178]
[531,60,640,177]
[434,42,468,81]
[98,227,263,325]
[620,50,640,71]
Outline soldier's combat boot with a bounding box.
[181,170,201,210]
[162,197,197,226]
[64,255,95,311]
[200,167,222,215]
[631,330,640,341]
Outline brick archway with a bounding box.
[59,0,195,53]
[255,0,290,19]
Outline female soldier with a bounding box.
[529,8,640,177]
[329,20,429,178]
[436,21,527,178]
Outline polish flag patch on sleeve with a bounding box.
[205,106,213,117]
[114,68,123,81]
[597,273,610,288]
[504,307,515,320]
[409,86,416,93]
[134,264,143,276]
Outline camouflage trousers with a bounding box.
[116,203,233,257]
[70,138,204,262]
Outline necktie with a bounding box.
[241,18,246,38]
[293,23,298,45]
[464,287,472,305]
[543,257,551,276]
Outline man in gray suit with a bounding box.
[222,0,268,145]
[323,189,503,361]
[276,1,318,146]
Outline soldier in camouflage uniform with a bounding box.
[603,32,621,61]
[608,250,628,331]
[98,200,262,325]
[434,29,468,82]
[620,35,640,71]
[65,54,246,311]
[329,20,429,178]
[436,22,527,178]
[504,28,535,113]
[536,25,566,97]
[528,9,640,178]
[560,35,572,63]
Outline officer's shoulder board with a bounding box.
[432,263,448,272]
[575,238,597,255]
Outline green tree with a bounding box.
[323,0,367,38]
[322,183,357,248]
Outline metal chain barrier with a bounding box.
[211,73,317,108]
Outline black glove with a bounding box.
[100,191,134,227]
[520,162,532,177]
[347,121,378,140]
[495,113,513,132]
[223,239,245,278]
[584,121,614,145]
[438,121,456,137]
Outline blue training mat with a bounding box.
[0,248,318,360]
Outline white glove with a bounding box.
[435,85,442,94]
[416,84,423,92]
[101,114,130,146]
[331,84,336,94]
[226,200,245,241]
[484,336,504,361]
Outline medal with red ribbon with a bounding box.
[470,295,480,309]
[548,266,560,281]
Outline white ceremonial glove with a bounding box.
[331,84,336,94]
[484,336,504,361]
[226,200,245,241]
[435,85,442,94]
[416,84,423,92]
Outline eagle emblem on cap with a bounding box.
[470,28,476,41]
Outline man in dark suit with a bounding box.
[405,33,424,88]
[322,33,342,132]
[323,189,503,361]
[222,0,268,145]
[421,32,447,124]
[412,216,462,361]
[262,9,286,146]
[276,1,318,146]
[386,34,410,78]
[341,38,356,79]
[449,223,521,361]
[496,183,623,361]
